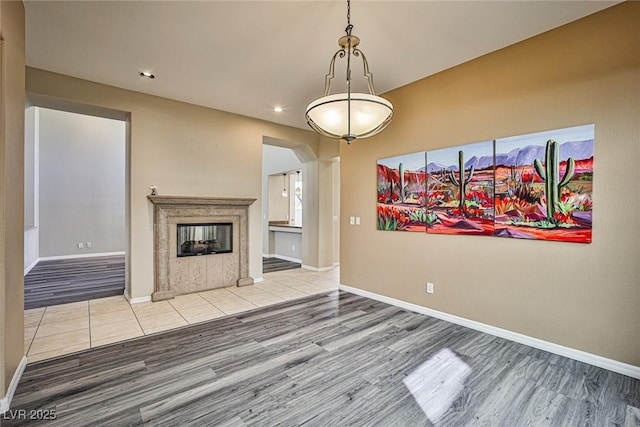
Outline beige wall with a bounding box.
[268,174,289,222]
[332,161,340,265]
[1,0,25,395]
[26,68,321,298]
[340,2,640,366]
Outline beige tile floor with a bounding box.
[24,267,340,363]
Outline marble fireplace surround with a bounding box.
[148,195,256,302]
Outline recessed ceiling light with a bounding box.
[273,106,283,113]
[139,71,155,79]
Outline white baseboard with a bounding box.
[339,284,640,380]
[125,292,151,304]
[273,255,302,263]
[254,277,264,283]
[39,251,125,261]
[0,356,27,414]
[24,258,39,275]
[302,264,334,272]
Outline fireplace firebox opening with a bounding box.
[177,222,232,257]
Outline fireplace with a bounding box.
[177,223,232,257]
[148,195,256,301]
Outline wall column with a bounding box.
[0,0,26,411]
[301,159,336,270]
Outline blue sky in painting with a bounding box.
[427,140,493,168]
[378,152,426,171]
[496,124,594,153]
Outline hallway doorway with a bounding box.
[24,106,127,308]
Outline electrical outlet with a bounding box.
[426,282,434,294]
[292,244,295,252]
[78,242,84,249]
[86,242,92,248]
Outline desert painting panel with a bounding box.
[426,141,495,236]
[494,124,594,243]
[377,152,427,232]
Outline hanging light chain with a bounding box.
[346,34,352,139]
[345,0,353,86]
[345,0,353,36]
[345,0,353,140]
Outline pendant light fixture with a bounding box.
[295,170,302,197]
[305,0,393,144]
[281,173,288,197]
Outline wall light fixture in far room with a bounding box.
[295,170,302,197]
[281,173,288,197]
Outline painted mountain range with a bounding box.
[425,139,593,172]
[495,139,593,167]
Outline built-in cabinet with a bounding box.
[268,224,302,262]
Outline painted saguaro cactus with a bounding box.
[533,139,575,221]
[399,162,408,203]
[449,150,474,216]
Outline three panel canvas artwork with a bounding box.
[376,124,594,243]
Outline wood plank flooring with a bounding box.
[262,256,301,273]
[7,291,640,426]
[24,256,125,309]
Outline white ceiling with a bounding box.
[24,1,618,131]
